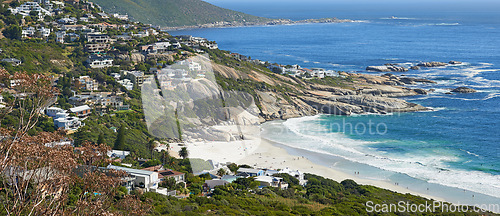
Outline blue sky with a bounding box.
[206,0,500,12]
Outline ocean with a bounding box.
[173,1,500,204]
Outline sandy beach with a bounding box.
[170,130,444,201]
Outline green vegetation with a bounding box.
[0,40,72,73]
[122,172,492,215]
[113,124,126,150]
[90,0,272,27]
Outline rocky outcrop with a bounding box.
[449,61,462,65]
[366,65,408,72]
[309,85,355,96]
[300,96,364,115]
[417,62,447,67]
[147,53,175,62]
[399,77,437,85]
[300,95,428,115]
[117,54,130,61]
[257,91,317,121]
[410,66,420,70]
[413,89,428,95]
[130,53,145,63]
[451,87,476,93]
[334,95,429,113]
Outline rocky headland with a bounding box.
[213,63,435,121]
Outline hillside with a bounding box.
[89,0,272,27]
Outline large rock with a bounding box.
[130,53,145,63]
[417,62,447,67]
[451,87,476,93]
[300,95,428,115]
[410,66,420,70]
[257,91,317,120]
[413,89,428,95]
[300,96,364,115]
[309,85,356,96]
[399,77,437,84]
[334,95,429,113]
[366,65,408,72]
[449,61,462,65]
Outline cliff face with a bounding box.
[212,63,430,121]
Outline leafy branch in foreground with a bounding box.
[0,69,150,215]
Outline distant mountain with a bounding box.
[89,0,272,27]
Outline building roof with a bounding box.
[1,58,22,63]
[221,175,241,183]
[254,176,283,183]
[141,165,163,172]
[107,165,156,177]
[88,55,112,61]
[237,168,263,174]
[159,169,185,178]
[69,105,91,113]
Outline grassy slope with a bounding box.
[89,0,272,27]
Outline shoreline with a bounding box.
[238,137,447,201]
[163,17,360,32]
[174,129,443,201]
[174,119,500,208]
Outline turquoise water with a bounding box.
[173,3,500,199]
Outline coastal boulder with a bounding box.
[451,87,476,93]
[413,89,428,95]
[366,65,408,72]
[417,62,447,67]
[449,61,462,65]
[334,95,429,113]
[410,66,420,70]
[300,96,363,115]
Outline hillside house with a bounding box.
[87,55,113,68]
[69,105,91,117]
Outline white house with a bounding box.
[203,179,230,191]
[254,176,288,189]
[87,55,113,68]
[107,165,160,192]
[112,13,129,20]
[236,168,264,177]
[107,150,130,160]
[140,42,171,54]
[86,33,110,43]
[45,106,65,117]
[2,59,22,67]
[76,76,98,91]
[9,2,52,19]
[117,79,134,90]
[279,167,307,186]
[53,112,83,130]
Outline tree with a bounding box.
[0,70,137,215]
[161,150,169,165]
[2,25,22,40]
[178,147,188,159]
[147,139,157,159]
[114,125,126,150]
[227,163,238,174]
[217,168,226,177]
[97,133,105,144]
